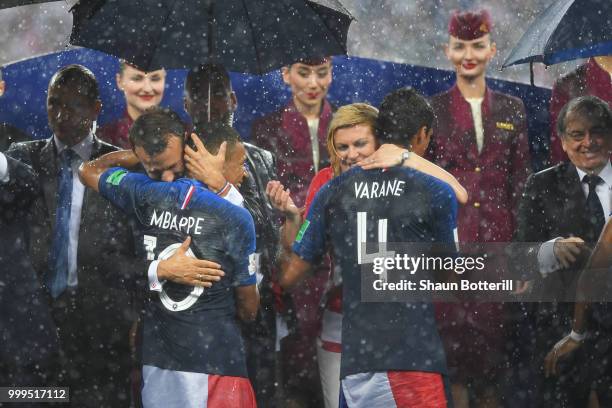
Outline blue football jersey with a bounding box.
[293,166,457,379]
[99,167,256,377]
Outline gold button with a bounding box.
[475,167,481,172]
[474,202,480,208]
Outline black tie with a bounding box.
[583,174,605,236]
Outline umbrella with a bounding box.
[502,0,612,76]
[0,0,63,9]
[69,0,353,74]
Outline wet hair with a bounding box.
[193,121,241,158]
[376,87,434,148]
[327,103,379,176]
[129,107,186,156]
[557,95,612,137]
[49,64,99,102]
[185,63,232,100]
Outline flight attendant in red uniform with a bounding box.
[427,9,532,408]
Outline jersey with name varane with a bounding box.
[293,166,457,379]
[99,168,256,377]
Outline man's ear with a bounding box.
[94,99,102,117]
[281,66,291,86]
[230,91,238,113]
[412,126,431,157]
[183,96,190,116]
[0,80,5,97]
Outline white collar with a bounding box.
[575,160,612,188]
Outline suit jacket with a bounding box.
[0,155,59,386]
[0,122,30,152]
[428,84,532,243]
[549,58,612,165]
[251,99,333,208]
[3,137,138,407]
[515,162,602,299]
[514,163,605,408]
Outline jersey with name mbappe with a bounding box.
[293,166,457,379]
[99,168,256,377]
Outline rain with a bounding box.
[0,0,611,407]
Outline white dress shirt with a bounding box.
[538,160,612,276]
[466,97,485,154]
[54,133,94,287]
[0,152,8,182]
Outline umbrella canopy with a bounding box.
[0,0,61,9]
[503,0,612,68]
[70,0,353,74]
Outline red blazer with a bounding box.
[251,99,334,208]
[428,84,532,242]
[549,58,612,165]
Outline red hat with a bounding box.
[448,9,492,40]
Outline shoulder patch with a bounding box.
[106,169,128,186]
[295,220,310,243]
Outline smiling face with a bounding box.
[333,124,378,173]
[117,64,166,119]
[445,34,496,81]
[282,61,332,114]
[561,112,612,173]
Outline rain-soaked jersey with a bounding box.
[293,166,457,379]
[99,168,256,377]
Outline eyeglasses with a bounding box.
[564,128,610,142]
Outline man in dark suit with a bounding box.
[0,65,138,407]
[184,63,280,407]
[515,95,612,407]
[0,67,31,151]
[0,153,59,389]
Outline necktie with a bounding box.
[47,149,75,298]
[583,174,605,236]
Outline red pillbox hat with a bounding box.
[448,9,492,40]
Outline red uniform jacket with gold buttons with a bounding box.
[427,84,532,243]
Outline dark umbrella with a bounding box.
[69,0,353,74]
[0,0,62,8]
[502,0,612,82]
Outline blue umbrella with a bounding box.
[503,0,612,72]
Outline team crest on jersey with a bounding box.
[296,220,310,243]
[106,169,128,186]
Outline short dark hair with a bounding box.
[557,95,612,137]
[185,63,232,100]
[49,64,99,102]
[376,87,434,148]
[129,107,186,156]
[193,121,242,157]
